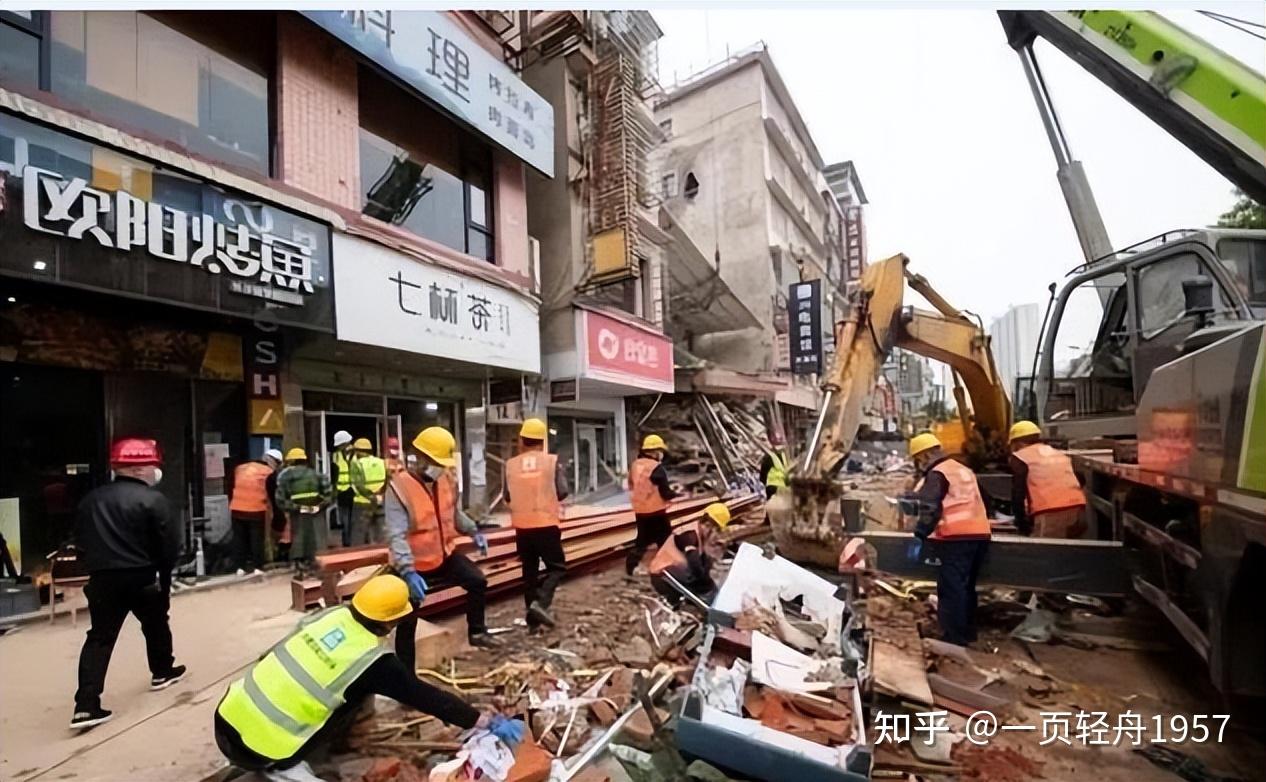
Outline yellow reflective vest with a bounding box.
[765,450,789,489]
[352,456,388,506]
[216,606,385,761]
[334,452,352,493]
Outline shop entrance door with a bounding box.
[576,424,600,496]
[302,411,400,544]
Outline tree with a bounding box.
[1216,189,1266,230]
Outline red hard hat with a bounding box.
[386,436,400,455]
[110,437,162,467]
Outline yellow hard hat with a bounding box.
[352,437,373,452]
[704,502,731,529]
[351,575,414,623]
[642,434,667,451]
[520,418,548,441]
[908,432,941,457]
[413,426,457,467]
[285,447,308,462]
[1009,420,1042,442]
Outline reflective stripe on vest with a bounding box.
[766,451,789,489]
[230,462,273,514]
[649,523,697,576]
[506,452,561,529]
[929,459,991,540]
[334,452,351,492]
[284,466,323,507]
[630,457,668,515]
[1014,443,1086,515]
[390,468,458,572]
[353,457,388,506]
[216,606,384,761]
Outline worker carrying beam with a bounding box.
[384,426,498,659]
[649,501,730,606]
[903,433,992,647]
[214,575,523,782]
[504,418,569,630]
[626,433,678,576]
[1008,421,1087,539]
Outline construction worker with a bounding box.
[214,575,522,782]
[330,430,355,547]
[386,426,497,662]
[760,431,790,500]
[504,418,569,630]
[274,448,332,575]
[904,432,991,647]
[649,502,730,606]
[1008,421,1087,539]
[349,437,387,545]
[71,438,186,731]
[385,436,404,473]
[626,433,678,576]
[229,448,282,575]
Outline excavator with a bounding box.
[776,10,1266,695]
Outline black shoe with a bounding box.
[527,601,556,628]
[468,632,500,649]
[70,708,113,731]
[150,664,187,691]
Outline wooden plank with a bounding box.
[873,638,934,706]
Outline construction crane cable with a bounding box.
[1196,10,1266,41]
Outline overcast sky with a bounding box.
[653,3,1265,328]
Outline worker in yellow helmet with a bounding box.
[649,502,731,606]
[274,448,332,574]
[759,430,790,499]
[348,437,387,545]
[214,575,522,782]
[626,433,679,576]
[902,432,991,647]
[1008,421,1087,539]
[504,418,569,630]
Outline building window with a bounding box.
[658,118,672,136]
[0,11,48,92]
[359,67,495,263]
[683,171,699,200]
[660,172,676,199]
[45,12,273,176]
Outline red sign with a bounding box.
[580,309,674,392]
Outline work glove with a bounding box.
[487,714,527,748]
[905,537,923,564]
[473,531,489,557]
[403,571,428,602]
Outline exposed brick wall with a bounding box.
[276,14,360,210]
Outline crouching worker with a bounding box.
[214,575,522,782]
[649,502,730,606]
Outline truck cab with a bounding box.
[1034,229,1263,443]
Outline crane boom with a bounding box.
[1001,10,1266,205]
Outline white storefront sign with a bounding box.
[333,234,540,373]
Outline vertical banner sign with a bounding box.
[245,321,284,435]
[844,206,865,282]
[789,280,823,375]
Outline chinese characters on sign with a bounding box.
[580,309,675,393]
[789,280,823,375]
[21,166,318,307]
[389,272,513,337]
[843,205,865,282]
[307,10,554,176]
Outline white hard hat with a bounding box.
[264,448,284,463]
[332,430,353,447]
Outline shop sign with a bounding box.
[1,112,334,331]
[844,205,865,281]
[789,280,823,375]
[578,308,674,393]
[244,321,285,436]
[333,234,540,373]
[305,10,554,177]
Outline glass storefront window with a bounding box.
[0,16,40,92]
[48,11,272,176]
[358,67,495,262]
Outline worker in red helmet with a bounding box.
[70,437,187,731]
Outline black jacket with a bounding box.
[75,476,175,575]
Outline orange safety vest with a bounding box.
[389,467,459,572]
[1013,443,1086,515]
[506,451,561,530]
[229,462,273,515]
[629,457,669,515]
[929,459,991,540]
[649,523,697,576]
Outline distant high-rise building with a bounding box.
[989,303,1043,402]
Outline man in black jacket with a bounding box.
[70,438,186,731]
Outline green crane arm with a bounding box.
[1000,10,1266,204]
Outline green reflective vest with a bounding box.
[766,450,789,489]
[334,452,352,493]
[352,456,387,506]
[216,606,385,761]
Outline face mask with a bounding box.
[423,464,444,480]
[148,467,164,486]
